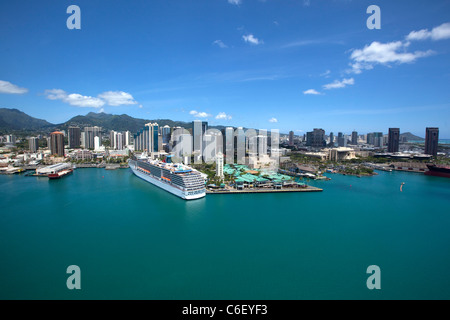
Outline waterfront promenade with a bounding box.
[206,185,322,194]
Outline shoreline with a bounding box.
[206,186,323,194]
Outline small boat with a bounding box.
[48,169,73,179]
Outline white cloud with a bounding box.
[243,34,263,45]
[303,89,321,95]
[320,70,331,78]
[64,93,105,108]
[269,117,278,123]
[406,22,450,41]
[348,41,433,74]
[303,0,311,7]
[215,112,232,120]
[228,0,241,5]
[98,91,137,106]
[323,78,354,90]
[190,110,211,118]
[44,89,67,100]
[0,80,28,94]
[45,89,105,108]
[45,89,139,108]
[213,40,228,48]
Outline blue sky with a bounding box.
[1,0,450,137]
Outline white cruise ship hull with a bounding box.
[129,161,206,200]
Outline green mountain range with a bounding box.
[0,108,226,135]
[0,108,54,133]
[0,108,425,140]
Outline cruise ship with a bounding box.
[129,155,206,200]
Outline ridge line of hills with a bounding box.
[0,107,425,140]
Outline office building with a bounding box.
[116,132,124,150]
[110,130,117,149]
[50,131,65,157]
[134,123,159,154]
[171,129,192,164]
[110,130,126,150]
[6,135,16,145]
[94,136,101,151]
[84,126,102,150]
[367,133,374,145]
[80,132,86,148]
[289,131,294,147]
[306,128,326,148]
[351,131,358,145]
[388,128,400,153]
[161,125,171,144]
[337,132,346,147]
[192,120,208,153]
[329,132,334,146]
[68,126,81,148]
[216,152,224,179]
[425,127,439,156]
[125,131,131,146]
[28,137,39,153]
[373,132,383,148]
[225,127,234,164]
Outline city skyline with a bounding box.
[1,1,450,137]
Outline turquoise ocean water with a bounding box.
[1,168,449,300]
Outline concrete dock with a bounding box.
[206,186,323,194]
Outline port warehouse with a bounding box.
[35,163,71,175]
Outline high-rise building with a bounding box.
[50,131,65,157]
[116,132,124,150]
[150,123,159,153]
[125,131,131,146]
[351,131,358,145]
[373,132,383,148]
[216,152,224,179]
[84,126,102,149]
[109,130,126,150]
[367,133,374,145]
[235,127,246,164]
[161,125,171,144]
[192,120,208,153]
[388,128,400,153]
[425,127,439,156]
[134,123,159,153]
[28,137,39,153]
[80,132,86,148]
[171,128,192,164]
[6,135,16,145]
[306,128,325,148]
[289,131,294,147]
[225,127,234,164]
[68,126,81,148]
[329,132,334,146]
[110,130,117,149]
[337,132,346,147]
[94,136,101,151]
